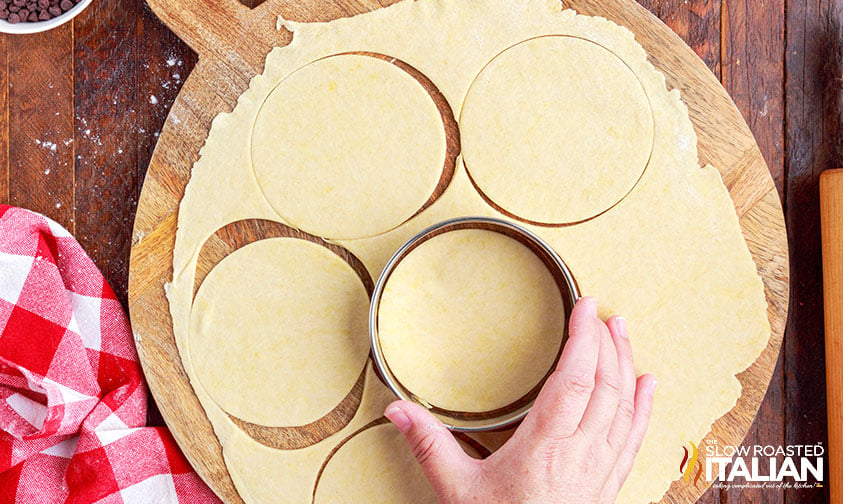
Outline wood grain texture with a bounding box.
[722,0,785,195]
[135,2,199,201]
[0,34,7,202]
[132,1,202,432]
[73,0,140,307]
[637,0,721,77]
[718,2,786,503]
[820,168,843,504]
[784,2,841,503]
[8,25,75,231]
[128,1,789,502]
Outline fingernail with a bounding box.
[580,296,597,317]
[615,316,628,338]
[647,380,658,396]
[385,406,412,433]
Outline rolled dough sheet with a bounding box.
[461,35,654,224]
[189,238,370,427]
[251,54,446,240]
[378,228,566,412]
[313,423,439,504]
[222,363,398,504]
[314,422,484,504]
[166,0,772,502]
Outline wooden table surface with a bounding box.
[0,0,832,502]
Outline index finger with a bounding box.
[520,296,601,441]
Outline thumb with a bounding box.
[384,400,478,495]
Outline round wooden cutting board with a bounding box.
[127,0,790,502]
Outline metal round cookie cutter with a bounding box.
[369,216,581,432]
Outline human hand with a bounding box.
[384,296,656,504]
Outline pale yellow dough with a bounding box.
[251,54,446,239]
[165,0,772,503]
[313,424,439,504]
[378,229,566,412]
[189,238,370,426]
[461,35,654,224]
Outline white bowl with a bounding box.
[0,0,92,34]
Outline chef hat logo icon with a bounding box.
[680,442,704,487]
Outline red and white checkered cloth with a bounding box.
[0,205,220,503]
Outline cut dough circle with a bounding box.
[313,424,438,504]
[377,229,567,412]
[251,54,447,240]
[460,36,654,224]
[189,238,370,427]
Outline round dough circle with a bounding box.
[460,36,654,224]
[251,54,447,239]
[377,229,567,412]
[314,424,438,504]
[189,238,370,426]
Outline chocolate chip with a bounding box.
[0,0,80,23]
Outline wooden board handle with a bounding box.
[146,0,251,61]
[821,168,843,501]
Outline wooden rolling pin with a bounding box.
[821,168,843,501]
